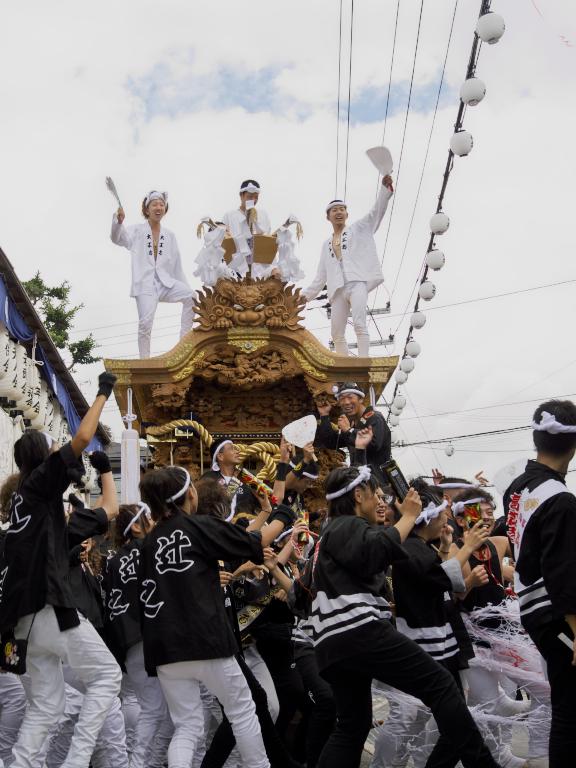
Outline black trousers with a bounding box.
[529,619,576,768]
[201,653,299,768]
[317,620,500,768]
[294,645,336,767]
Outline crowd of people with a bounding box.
[0,373,575,768]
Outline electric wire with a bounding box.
[343,0,355,201]
[386,0,492,412]
[387,0,459,301]
[335,0,344,198]
[374,0,401,197]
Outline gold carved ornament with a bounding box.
[145,421,280,482]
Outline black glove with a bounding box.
[97,372,117,400]
[89,450,112,474]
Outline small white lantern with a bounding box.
[418,281,436,301]
[430,212,450,234]
[411,311,427,329]
[476,12,505,44]
[425,249,445,270]
[450,130,473,157]
[445,444,455,457]
[406,340,421,358]
[391,405,403,416]
[393,394,406,410]
[389,414,400,427]
[400,357,415,373]
[460,77,486,106]
[395,370,409,384]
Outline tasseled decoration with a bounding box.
[196,216,217,239]
[121,388,140,504]
[193,225,235,287]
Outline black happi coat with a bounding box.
[309,515,407,671]
[504,460,576,635]
[103,539,144,667]
[0,443,108,633]
[392,535,466,665]
[138,510,263,673]
[315,408,391,482]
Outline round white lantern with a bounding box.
[395,370,409,384]
[445,444,455,457]
[400,357,415,373]
[406,340,421,358]
[476,12,505,44]
[450,130,473,156]
[430,212,450,234]
[393,394,406,410]
[418,281,436,301]
[391,405,403,416]
[425,249,445,270]
[411,311,427,329]
[389,414,400,427]
[460,77,486,106]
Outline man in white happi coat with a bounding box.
[302,175,393,357]
[111,191,195,358]
[222,179,276,279]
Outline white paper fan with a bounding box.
[282,415,318,449]
[366,146,393,176]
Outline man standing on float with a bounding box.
[302,175,393,357]
[111,191,195,358]
[222,180,276,279]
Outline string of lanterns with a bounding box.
[387,2,505,459]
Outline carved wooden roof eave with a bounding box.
[105,328,398,429]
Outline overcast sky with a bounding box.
[1,0,575,500]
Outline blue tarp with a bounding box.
[0,274,101,451]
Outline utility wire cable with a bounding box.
[375,0,401,197]
[335,0,344,198]
[343,0,355,200]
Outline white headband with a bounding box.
[145,190,168,206]
[326,199,347,213]
[211,440,233,472]
[436,482,477,490]
[452,498,485,517]
[332,384,365,399]
[240,183,260,194]
[531,411,576,434]
[326,465,371,501]
[415,499,448,527]
[166,467,191,503]
[123,502,152,538]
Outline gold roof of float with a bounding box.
[104,276,397,486]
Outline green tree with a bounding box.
[22,271,100,371]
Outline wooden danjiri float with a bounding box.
[104,275,398,511]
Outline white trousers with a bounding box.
[10,606,121,768]
[157,657,269,768]
[330,281,369,357]
[0,673,26,767]
[125,642,172,768]
[243,645,280,723]
[135,276,195,358]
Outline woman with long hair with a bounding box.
[139,466,270,768]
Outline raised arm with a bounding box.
[70,373,116,458]
[110,209,134,249]
[353,177,393,234]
